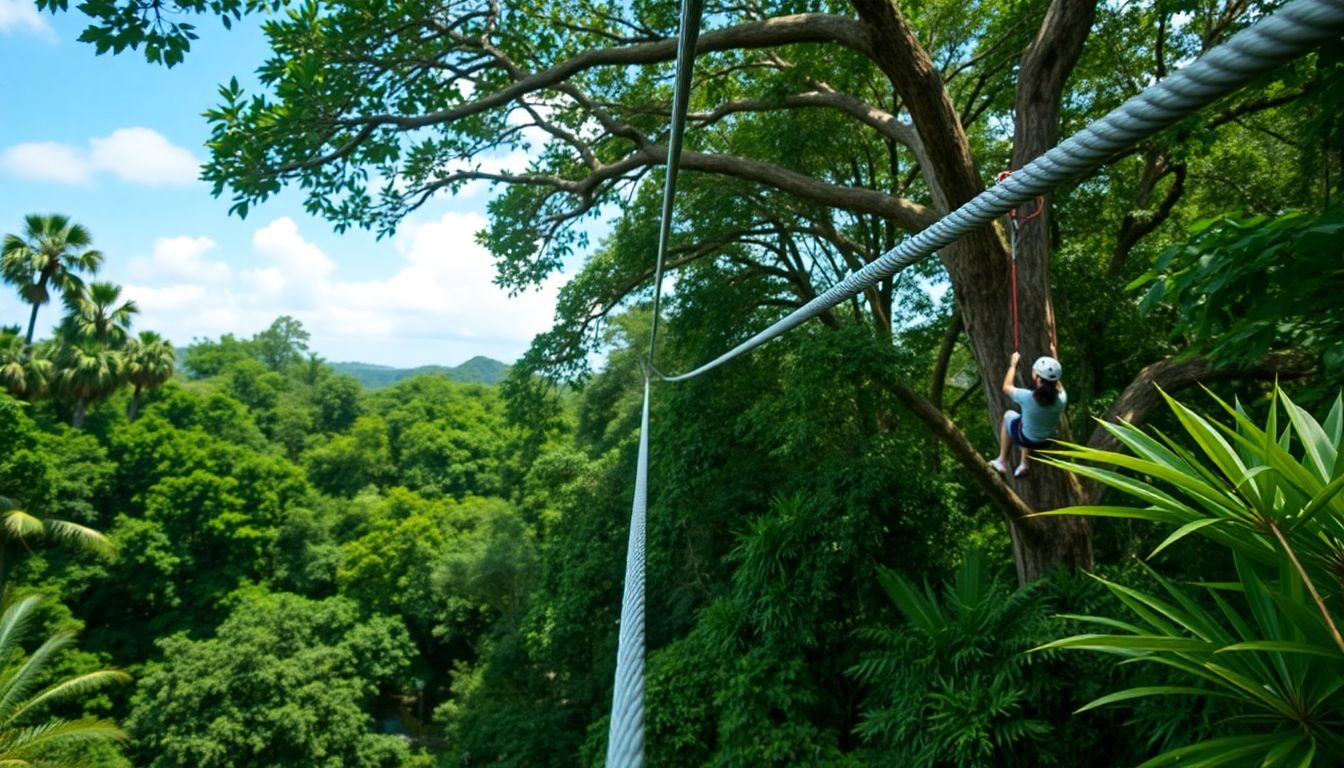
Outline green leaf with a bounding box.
[1135,733,1302,768]
[1029,504,1186,523]
[1033,633,1217,654]
[1215,640,1344,660]
[1148,517,1224,559]
[1073,685,1232,714]
[1280,388,1336,484]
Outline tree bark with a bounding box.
[23,301,40,348]
[72,398,87,429]
[129,384,143,423]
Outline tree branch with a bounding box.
[930,308,963,411]
[883,380,1035,524]
[322,14,871,135]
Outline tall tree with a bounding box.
[124,331,177,422]
[58,0,1309,578]
[60,282,138,348]
[0,330,52,400]
[253,315,311,373]
[57,341,126,429]
[1,215,103,347]
[55,282,138,427]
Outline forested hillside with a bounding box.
[331,357,511,389]
[3,0,1343,765]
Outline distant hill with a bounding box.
[331,355,511,389]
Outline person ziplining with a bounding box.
[989,351,1065,478]
[984,169,1064,479]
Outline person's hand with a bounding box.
[1009,351,1021,366]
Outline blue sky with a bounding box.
[0,1,565,366]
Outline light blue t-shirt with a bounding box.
[1010,387,1067,443]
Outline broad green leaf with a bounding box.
[1281,388,1336,483]
[1161,389,1251,497]
[1029,504,1187,523]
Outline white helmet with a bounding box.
[1032,356,1062,381]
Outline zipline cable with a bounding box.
[607,1,1344,765]
[647,0,705,371]
[606,0,703,764]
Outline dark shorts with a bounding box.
[1006,411,1053,450]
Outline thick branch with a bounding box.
[328,15,870,135]
[674,148,937,229]
[1109,159,1186,276]
[688,87,919,150]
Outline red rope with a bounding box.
[1010,251,1020,351]
[996,169,1043,353]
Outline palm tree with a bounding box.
[1,215,103,347]
[0,495,114,588]
[59,282,137,349]
[0,594,129,766]
[123,331,175,422]
[54,341,124,429]
[0,331,52,401]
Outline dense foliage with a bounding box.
[12,0,1344,765]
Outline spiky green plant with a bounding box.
[0,595,129,766]
[850,550,1054,767]
[1035,386,1344,765]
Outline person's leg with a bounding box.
[1015,446,1032,477]
[991,412,1016,473]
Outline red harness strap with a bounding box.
[995,170,1044,351]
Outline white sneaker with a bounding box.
[989,457,1007,474]
[1014,463,1030,478]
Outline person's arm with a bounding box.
[1001,351,1019,395]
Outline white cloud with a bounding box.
[123,283,209,313]
[89,128,200,186]
[0,0,54,39]
[131,236,231,284]
[0,128,199,186]
[121,215,564,365]
[0,142,90,184]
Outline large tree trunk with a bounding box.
[72,397,88,429]
[1000,0,1099,578]
[851,0,1098,580]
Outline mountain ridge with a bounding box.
[331,355,510,389]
